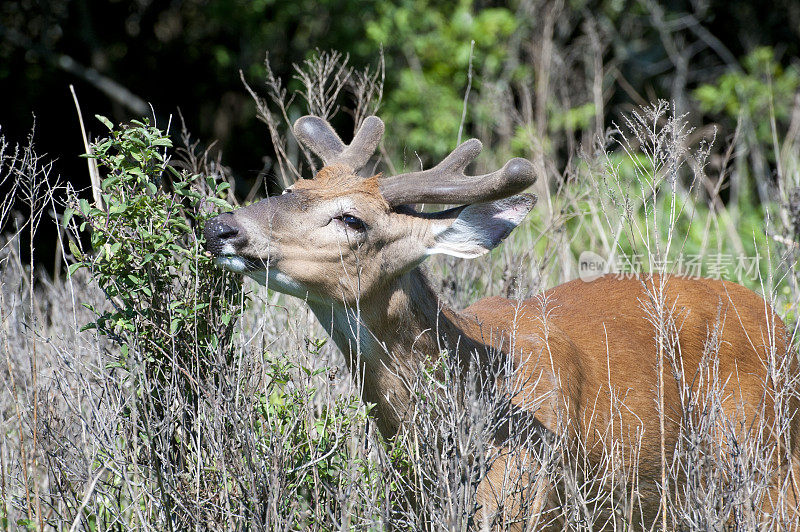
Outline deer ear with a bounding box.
[426,194,536,259]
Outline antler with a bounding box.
[293,115,385,172]
[294,115,536,206]
[377,139,536,206]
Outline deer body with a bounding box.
[473,274,793,456]
[204,115,799,528]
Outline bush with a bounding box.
[70,117,241,378]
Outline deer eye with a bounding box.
[334,214,366,232]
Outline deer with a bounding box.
[203,114,800,529]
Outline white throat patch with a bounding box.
[252,269,313,300]
[307,301,384,363]
[238,265,384,362]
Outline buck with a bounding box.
[204,115,799,528]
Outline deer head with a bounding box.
[203,115,537,305]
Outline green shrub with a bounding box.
[695,46,800,146]
[68,117,242,380]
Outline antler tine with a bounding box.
[293,115,385,172]
[378,139,536,206]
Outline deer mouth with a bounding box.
[204,213,277,272]
[212,254,251,273]
[209,252,275,274]
[212,254,309,298]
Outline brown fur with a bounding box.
[466,274,799,527]
[294,163,387,206]
[362,270,800,529]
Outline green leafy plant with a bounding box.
[695,46,800,145]
[65,117,247,525]
[62,117,396,529]
[253,342,382,527]
[68,116,241,379]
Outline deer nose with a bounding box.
[213,221,238,239]
[203,214,244,256]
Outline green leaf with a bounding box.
[68,239,83,260]
[207,196,233,210]
[127,167,147,180]
[67,262,82,277]
[171,221,190,233]
[102,175,121,189]
[95,115,114,130]
[93,139,112,153]
[177,189,201,200]
[152,137,173,147]
[62,207,75,227]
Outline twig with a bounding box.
[457,41,475,146]
[59,56,150,115]
[70,85,105,211]
[68,466,107,532]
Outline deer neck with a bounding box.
[307,266,484,436]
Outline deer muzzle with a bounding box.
[203,194,300,274]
